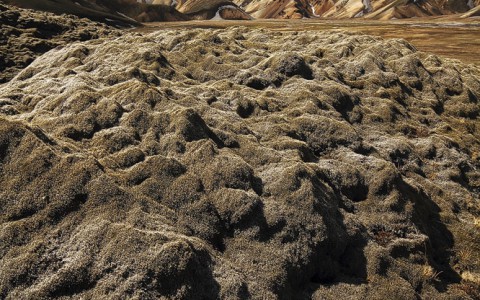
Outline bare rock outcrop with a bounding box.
[0,26,479,299]
[233,0,479,19]
[5,0,479,21]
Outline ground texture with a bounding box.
[0,10,480,300]
[0,4,120,83]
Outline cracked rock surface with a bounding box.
[0,25,479,299]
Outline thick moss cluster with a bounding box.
[0,26,479,299]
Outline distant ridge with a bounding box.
[4,0,480,23]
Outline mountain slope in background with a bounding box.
[148,0,480,19]
[2,0,250,22]
[232,0,480,19]
[2,0,142,25]
[2,0,189,23]
[3,0,480,21]
[175,0,252,19]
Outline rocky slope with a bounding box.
[175,0,252,20]
[233,0,479,19]
[146,0,480,19]
[1,17,480,300]
[1,0,144,25]
[3,0,248,22]
[5,0,480,20]
[0,4,120,83]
